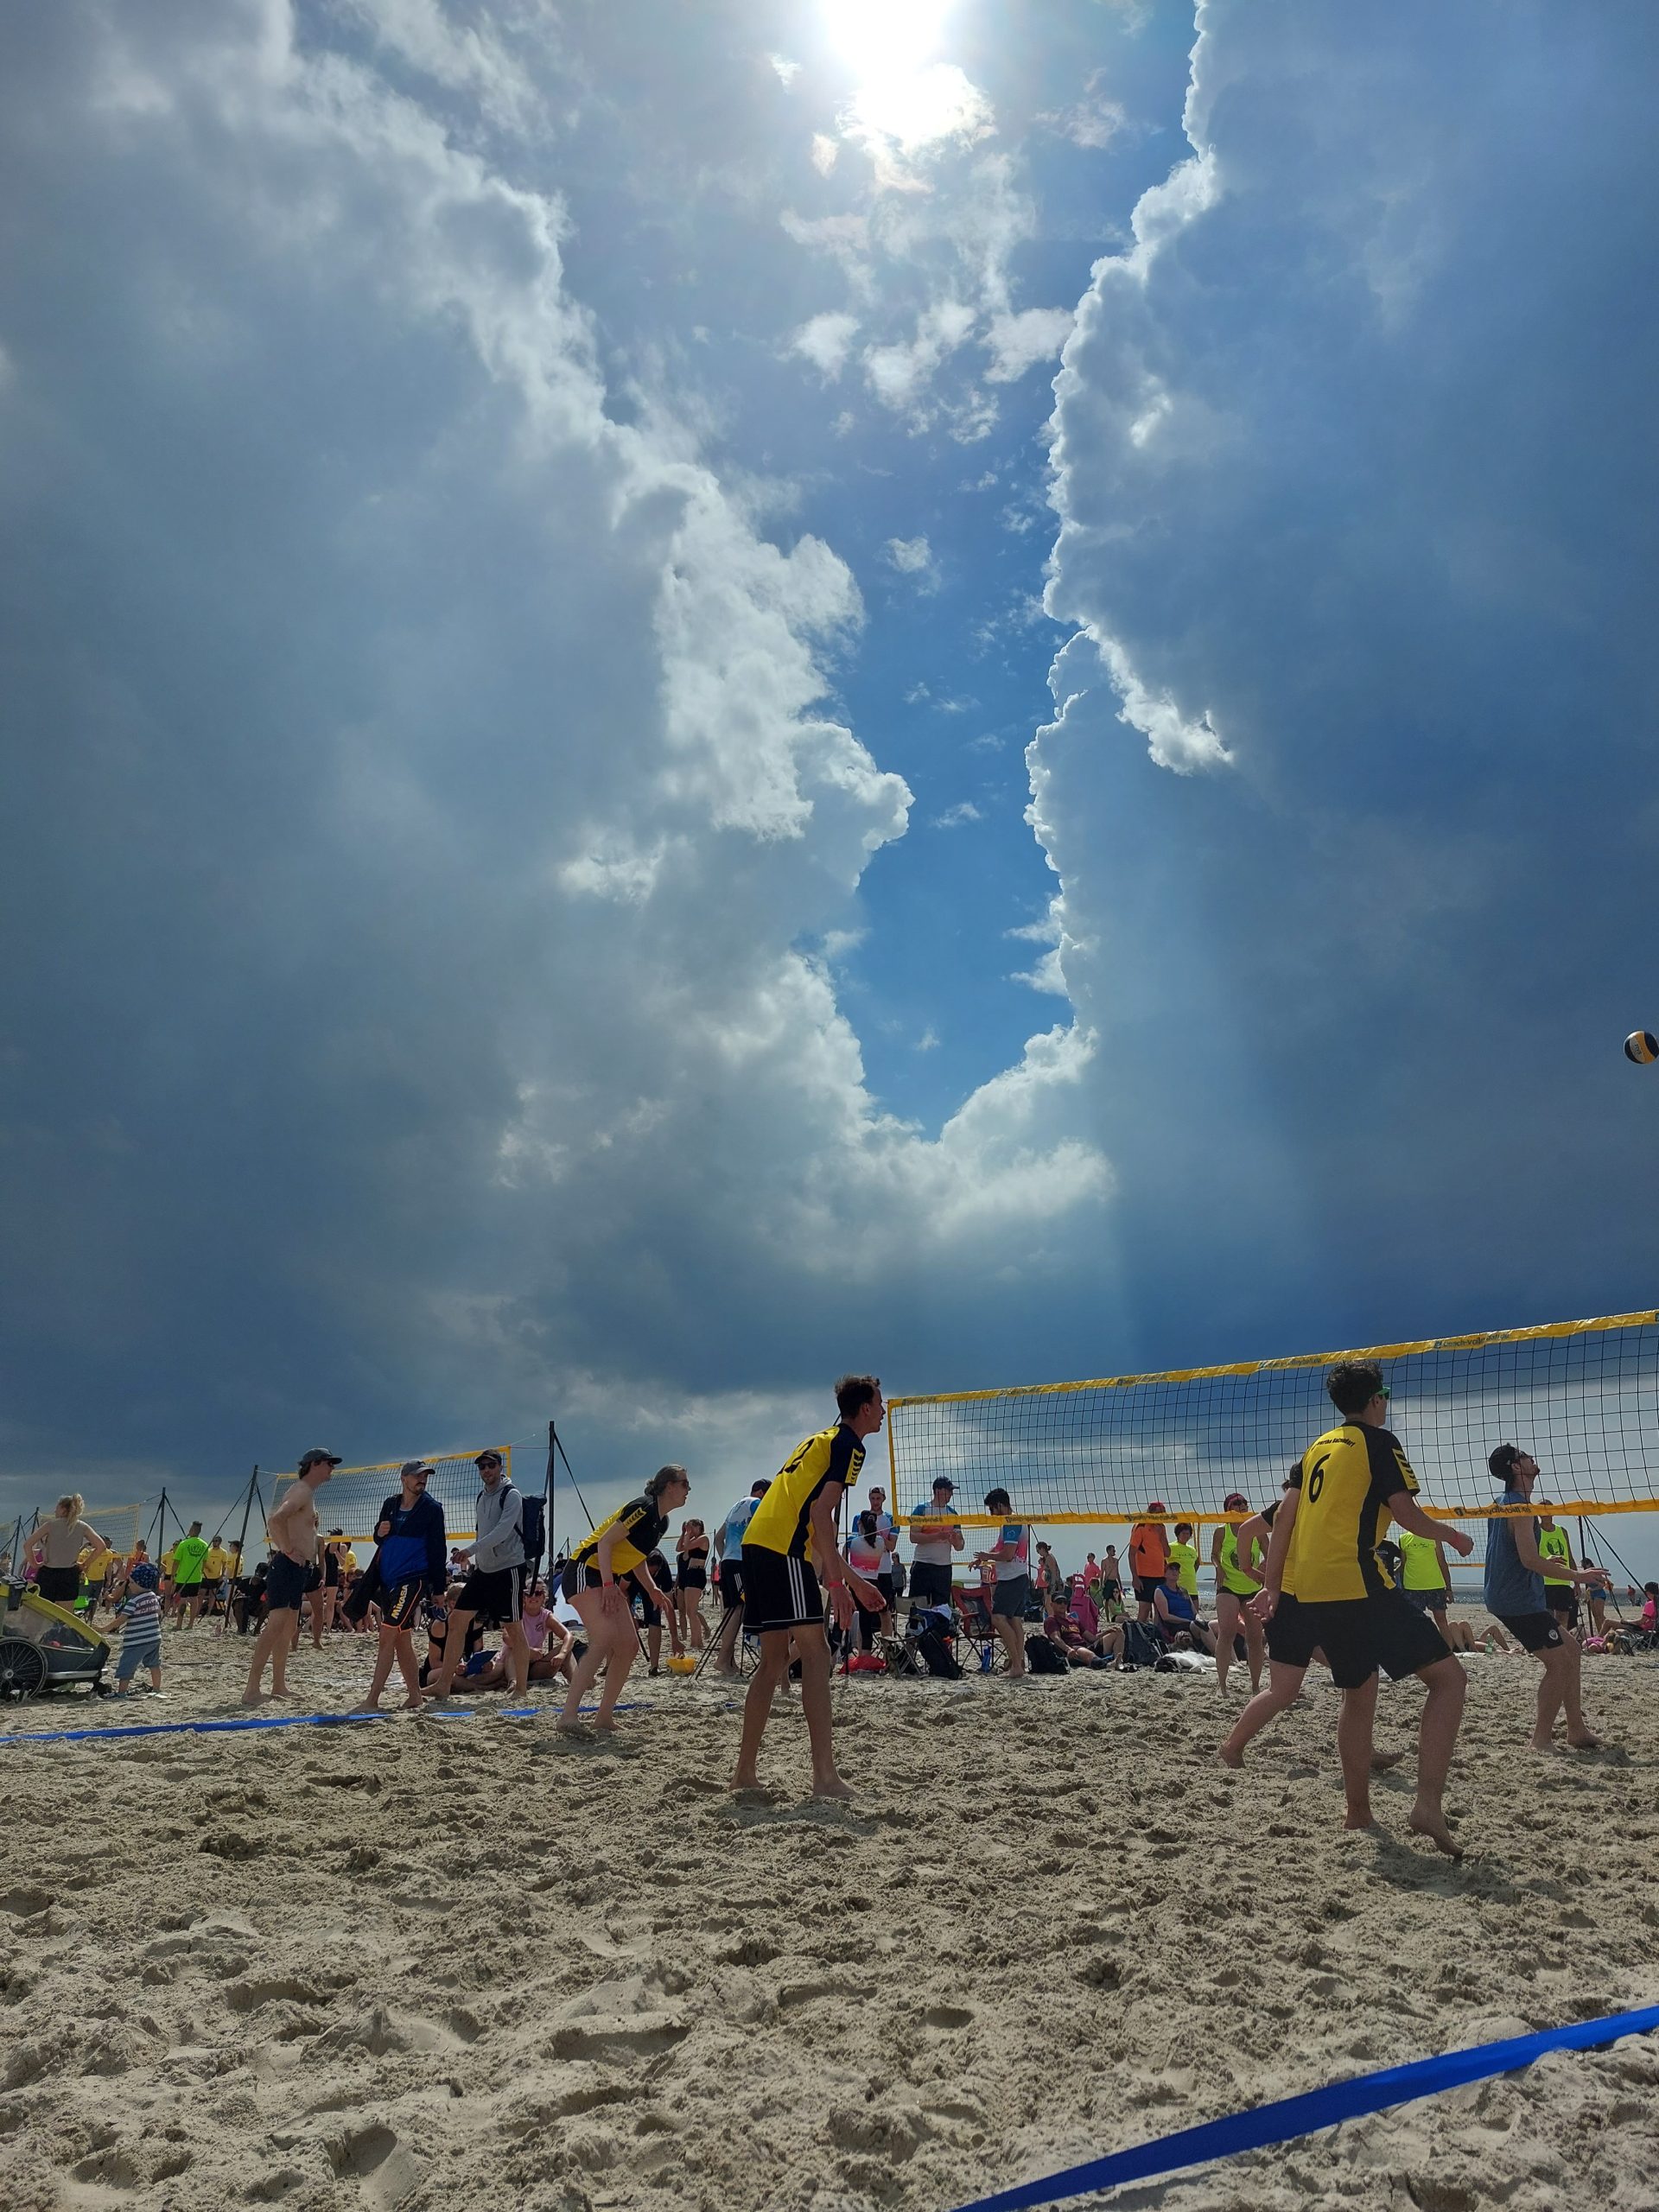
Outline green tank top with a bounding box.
[1218,1526,1259,1597]
[1397,1528,1447,1592]
[1538,1526,1571,1586]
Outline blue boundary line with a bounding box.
[0,1701,645,1747]
[950,2002,1659,2212]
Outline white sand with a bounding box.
[3,1624,1658,2212]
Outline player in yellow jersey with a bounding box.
[730,1375,887,1801]
[557,1465,690,1733]
[1248,1362,1474,1855]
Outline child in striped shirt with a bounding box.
[111,1561,164,1695]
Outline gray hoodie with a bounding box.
[472,1480,525,1573]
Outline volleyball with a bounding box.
[1624,1031,1659,1065]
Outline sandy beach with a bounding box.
[3,1625,1657,2212]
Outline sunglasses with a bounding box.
[1375,1385,1391,1401]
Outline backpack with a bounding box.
[913,1624,963,1679]
[1122,1619,1175,1671]
[518,1491,546,1572]
[1026,1633,1070,1675]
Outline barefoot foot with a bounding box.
[1408,1805,1465,1859]
[811,1774,855,1802]
[1217,1745,1244,1770]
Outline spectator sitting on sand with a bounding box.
[1154,1558,1217,1656]
[520,1581,575,1682]
[1042,1592,1112,1669]
[1068,1573,1100,1641]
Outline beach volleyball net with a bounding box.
[268,1448,513,1546]
[887,1312,1659,1528]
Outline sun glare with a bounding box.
[822,0,950,83]
[823,1,984,156]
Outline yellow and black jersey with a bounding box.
[1283,1422,1420,1603]
[743,1423,865,1561]
[572,1497,667,1579]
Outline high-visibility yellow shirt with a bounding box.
[1397,1529,1447,1592]
[1538,1527,1573,1587]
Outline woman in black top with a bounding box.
[675,1517,710,1653]
[556,1466,689,1733]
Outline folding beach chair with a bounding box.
[952,1586,1007,1675]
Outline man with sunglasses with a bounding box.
[1249,1363,1474,1856]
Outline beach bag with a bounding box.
[914,1625,963,1679]
[847,1650,887,1674]
[1026,1634,1069,1675]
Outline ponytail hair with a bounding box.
[56,1493,85,1521]
[644,1464,689,1503]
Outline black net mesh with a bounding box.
[888,1313,1659,1529]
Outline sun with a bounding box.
[821,0,950,83]
[822,1,983,156]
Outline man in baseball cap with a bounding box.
[907,1475,962,1610]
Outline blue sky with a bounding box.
[3,1,1657,1577]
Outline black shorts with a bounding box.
[323,1555,340,1589]
[1267,1591,1450,1688]
[266,1554,308,1612]
[1497,1610,1566,1653]
[1545,1589,1579,1623]
[716,1560,745,1610]
[742,1546,823,1633]
[677,1562,708,1592]
[175,1579,203,1605]
[1134,1573,1164,1604]
[628,1571,671,1622]
[991,1573,1032,1620]
[379,1579,426,1631]
[876,1573,896,1611]
[1402,1586,1448,1614]
[35,1567,80,1606]
[455,1565,524,1624]
[908,1561,953,1607]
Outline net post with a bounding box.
[543,1422,556,1580]
[232,1468,259,1583]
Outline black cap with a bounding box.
[298,1449,342,1473]
[1489,1443,1522,1480]
[931,1477,956,1492]
[475,1451,503,1469]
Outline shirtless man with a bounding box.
[243,1450,339,1706]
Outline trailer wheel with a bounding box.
[0,1637,48,1701]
